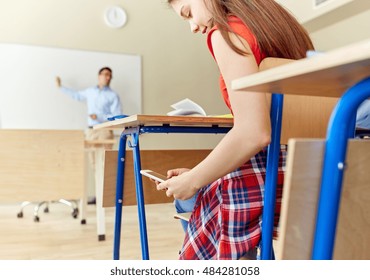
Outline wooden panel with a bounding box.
[277,139,324,259]
[334,140,370,259]
[280,95,337,143]
[254,57,338,143]
[0,129,85,202]
[278,139,370,259]
[94,114,233,130]
[260,57,338,143]
[103,149,212,207]
[232,39,370,98]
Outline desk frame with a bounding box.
[107,107,285,260]
[114,124,231,260]
[97,105,284,260]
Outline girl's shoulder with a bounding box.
[207,16,263,64]
[208,16,255,42]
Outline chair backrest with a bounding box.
[277,138,370,259]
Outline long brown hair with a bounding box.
[169,0,314,59]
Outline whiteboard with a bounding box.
[0,43,141,129]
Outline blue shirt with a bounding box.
[60,85,122,127]
[356,99,370,129]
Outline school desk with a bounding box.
[232,39,370,259]
[94,115,233,259]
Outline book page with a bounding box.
[167,98,206,116]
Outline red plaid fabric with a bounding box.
[179,146,286,260]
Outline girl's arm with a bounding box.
[158,30,271,199]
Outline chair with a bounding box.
[0,129,85,224]
[16,199,79,222]
[355,127,370,138]
[170,57,338,259]
[173,212,191,222]
[277,138,370,259]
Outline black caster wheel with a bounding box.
[80,219,86,225]
[72,209,79,219]
[17,212,23,218]
[44,207,49,213]
[34,216,40,222]
[98,234,106,241]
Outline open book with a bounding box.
[167,98,207,116]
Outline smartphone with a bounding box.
[140,169,167,183]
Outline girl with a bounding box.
[157,0,314,260]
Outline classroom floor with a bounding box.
[0,202,184,260]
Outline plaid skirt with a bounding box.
[179,145,287,260]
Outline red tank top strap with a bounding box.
[207,16,266,112]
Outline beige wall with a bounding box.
[277,0,370,50]
[310,8,370,50]
[276,0,355,24]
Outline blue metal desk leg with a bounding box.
[312,77,370,259]
[129,131,150,260]
[113,134,127,260]
[261,93,284,260]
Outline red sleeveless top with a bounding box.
[207,16,266,112]
[179,18,285,260]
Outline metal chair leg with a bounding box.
[58,199,79,219]
[17,201,32,218]
[33,201,49,222]
[17,199,79,222]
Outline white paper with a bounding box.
[167,98,206,116]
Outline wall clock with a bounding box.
[104,6,127,28]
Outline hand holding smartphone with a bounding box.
[140,169,167,183]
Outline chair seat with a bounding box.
[173,212,191,222]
